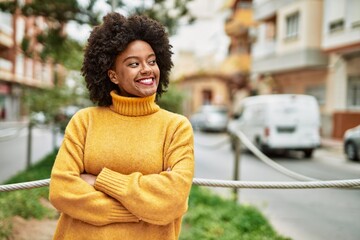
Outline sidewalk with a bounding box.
[320,137,343,154]
[316,137,350,166]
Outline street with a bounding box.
[194,131,360,240]
[0,124,60,183]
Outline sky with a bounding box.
[66,0,230,63]
[170,0,230,62]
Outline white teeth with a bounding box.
[139,78,153,84]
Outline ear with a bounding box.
[108,70,118,84]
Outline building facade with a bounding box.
[222,0,255,115]
[0,8,57,122]
[321,0,360,138]
[178,73,232,117]
[247,0,360,138]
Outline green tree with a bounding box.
[157,84,186,114]
[107,0,195,35]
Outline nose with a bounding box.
[140,64,151,75]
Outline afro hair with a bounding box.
[81,12,173,106]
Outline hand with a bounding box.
[80,173,97,186]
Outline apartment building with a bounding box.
[322,0,360,138]
[249,0,360,138]
[222,0,255,114]
[0,9,56,122]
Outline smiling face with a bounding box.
[108,40,160,98]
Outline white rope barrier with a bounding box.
[0,179,50,192]
[233,131,319,181]
[193,178,360,189]
[1,178,360,192]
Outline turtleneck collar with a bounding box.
[109,90,160,117]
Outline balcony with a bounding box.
[0,57,13,81]
[322,24,360,52]
[0,57,12,72]
[253,0,295,21]
[0,12,13,48]
[252,40,276,59]
[0,31,13,49]
[252,48,328,73]
[225,9,254,37]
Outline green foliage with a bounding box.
[22,86,70,124]
[21,0,100,25]
[0,151,58,238]
[180,186,291,240]
[129,0,196,35]
[157,84,185,114]
[22,0,80,23]
[0,211,12,240]
[22,71,91,126]
[58,39,84,70]
[0,1,16,13]
[20,37,32,58]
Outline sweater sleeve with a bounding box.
[49,110,139,226]
[94,117,194,225]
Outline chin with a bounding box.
[140,89,157,97]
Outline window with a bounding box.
[285,12,299,39]
[347,77,360,109]
[329,19,344,33]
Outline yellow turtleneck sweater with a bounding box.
[49,91,194,240]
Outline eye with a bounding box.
[148,59,157,65]
[128,62,139,68]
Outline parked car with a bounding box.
[190,105,229,132]
[344,125,360,161]
[228,94,321,158]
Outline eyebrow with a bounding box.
[122,53,156,63]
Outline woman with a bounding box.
[49,12,194,240]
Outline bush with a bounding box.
[180,186,290,240]
[0,151,58,238]
[157,84,185,114]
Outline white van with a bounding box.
[228,94,321,158]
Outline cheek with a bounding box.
[154,67,160,80]
[119,69,136,81]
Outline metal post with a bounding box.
[52,124,57,152]
[26,122,33,169]
[232,134,241,202]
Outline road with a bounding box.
[194,131,360,240]
[0,124,61,183]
